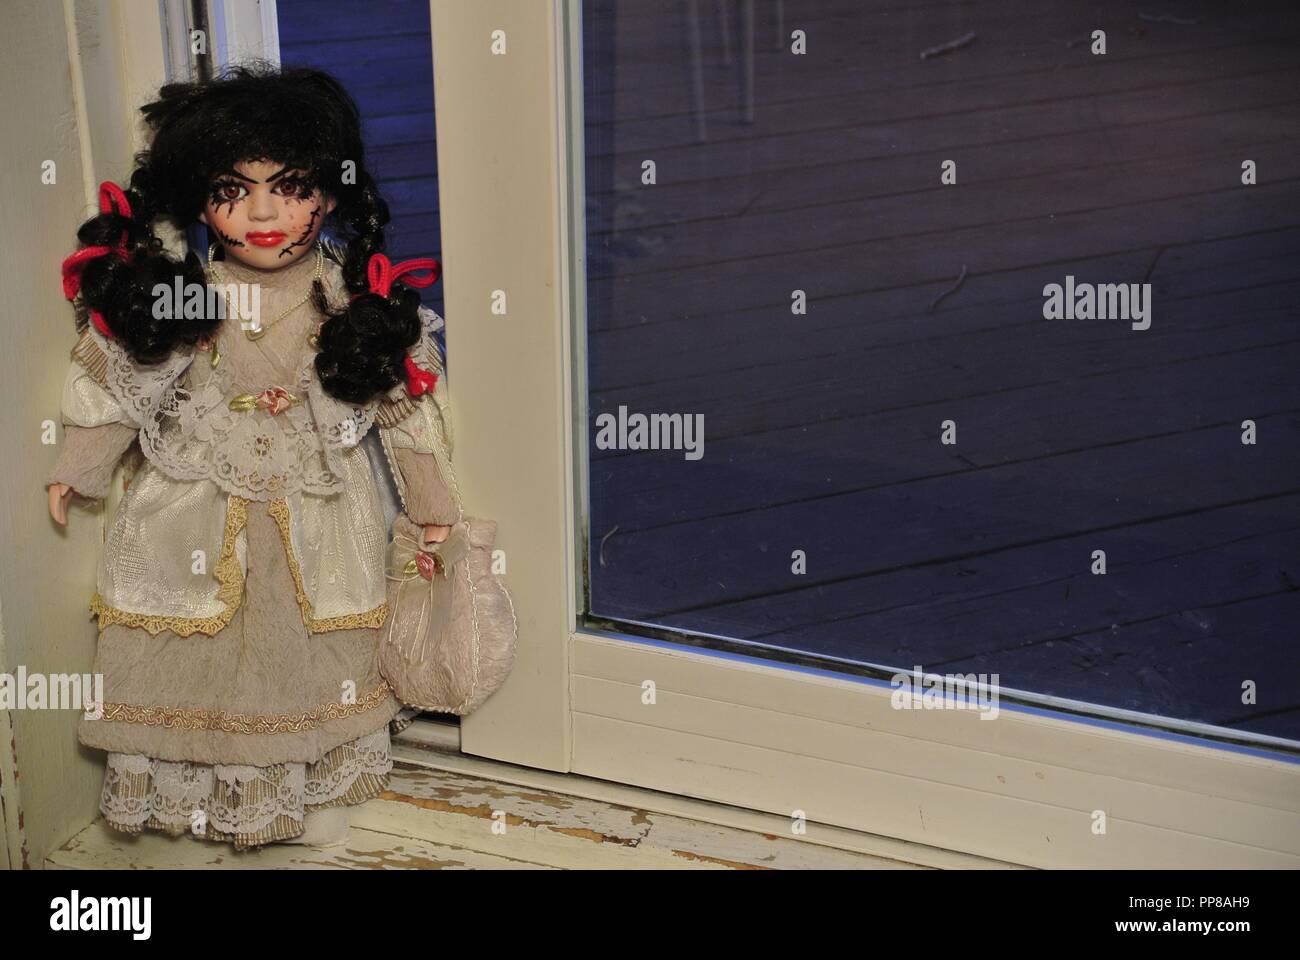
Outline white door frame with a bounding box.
[209,0,280,66]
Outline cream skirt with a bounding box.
[78,474,412,850]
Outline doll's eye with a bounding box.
[274,177,311,198]
[210,181,247,204]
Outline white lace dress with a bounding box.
[47,250,459,848]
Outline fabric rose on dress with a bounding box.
[228,386,299,415]
[255,387,295,415]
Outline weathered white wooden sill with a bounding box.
[45,719,1018,870]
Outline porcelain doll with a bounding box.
[45,64,460,849]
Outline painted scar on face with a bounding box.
[278,203,322,258]
[215,227,245,248]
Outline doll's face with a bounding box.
[198,158,337,270]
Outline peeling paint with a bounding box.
[378,789,539,829]
[6,721,28,868]
[379,789,655,850]
[400,769,566,808]
[671,848,770,870]
[307,849,467,870]
[550,825,641,847]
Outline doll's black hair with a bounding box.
[68,61,423,403]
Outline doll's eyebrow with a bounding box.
[216,166,305,185]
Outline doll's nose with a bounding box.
[248,190,277,222]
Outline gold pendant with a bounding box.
[207,242,325,343]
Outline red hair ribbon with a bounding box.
[362,253,442,396]
[404,354,438,397]
[365,253,440,298]
[60,181,135,338]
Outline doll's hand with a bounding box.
[48,483,75,526]
[421,523,452,546]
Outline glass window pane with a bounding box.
[581,0,1300,747]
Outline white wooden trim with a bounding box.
[426,0,576,769]
[561,0,592,625]
[158,0,195,80]
[570,632,1300,867]
[211,0,280,67]
[390,721,1017,869]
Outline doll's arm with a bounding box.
[46,328,139,502]
[390,447,458,525]
[375,308,461,531]
[377,375,460,528]
[48,423,139,500]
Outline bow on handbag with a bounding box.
[383,520,471,666]
[61,181,135,339]
[358,253,442,397]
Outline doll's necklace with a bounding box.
[207,242,324,341]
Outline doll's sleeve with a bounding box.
[374,308,461,527]
[45,328,139,500]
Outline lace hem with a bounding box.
[100,726,393,850]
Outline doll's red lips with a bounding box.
[246,231,287,247]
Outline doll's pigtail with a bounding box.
[339,173,390,295]
[313,175,438,405]
[313,248,439,406]
[63,168,216,365]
